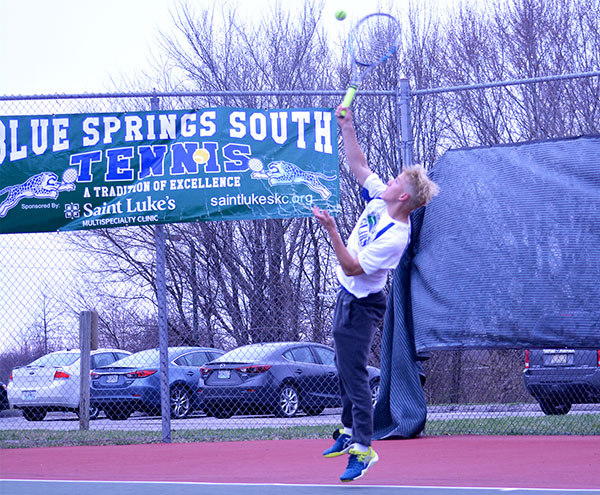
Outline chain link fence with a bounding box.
[1,84,599,445]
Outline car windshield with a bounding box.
[28,352,80,367]
[213,345,280,363]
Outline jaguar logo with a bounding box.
[0,168,77,218]
[247,159,336,199]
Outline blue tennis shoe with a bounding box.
[322,428,352,457]
[340,447,379,482]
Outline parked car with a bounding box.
[0,381,9,411]
[7,348,131,421]
[90,346,224,420]
[523,348,600,415]
[198,342,381,418]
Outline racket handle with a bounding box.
[340,85,357,117]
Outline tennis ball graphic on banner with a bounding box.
[62,168,78,184]
[335,10,347,21]
[248,158,264,172]
[193,148,210,164]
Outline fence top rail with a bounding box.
[0,70,597,102]
[410,70,600,96]
[0,89,394,102]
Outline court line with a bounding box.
[2,480,599,495]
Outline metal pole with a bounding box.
[79,311,92,431]
[399,78,414,168]
[151,92,171,443]
[90,310,98,351]
[190,241,199,345]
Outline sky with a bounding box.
[0,0,173,95]
[0,0,462,96]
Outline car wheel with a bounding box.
[171,386,192,419]
[105,406,132,420]
[22,407,46,421]
[275,384,300,418]
[370,378,380,408]
[538,398,572,415]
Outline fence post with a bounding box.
[90,310,98,351]
[399,78,414,168]
[79,310,93,430]
[151,93,172,443]
[190,241,199,345]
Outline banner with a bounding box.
[0,108,339,234]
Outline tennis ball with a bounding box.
[335,10,347,21]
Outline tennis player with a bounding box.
[313,104,439,482]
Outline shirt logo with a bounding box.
[357,213,380,247]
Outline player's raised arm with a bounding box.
[335,106,372,187]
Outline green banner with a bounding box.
[0,108,339,234]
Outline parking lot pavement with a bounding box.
[0,408,343,431]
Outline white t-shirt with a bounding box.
[337,173,411,298]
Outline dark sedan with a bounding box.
[198,342,380,418]
[523,348,600,415]
[91,346,224,420]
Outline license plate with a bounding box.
[22,391,36,400]
[106,375,119,383]
[550,353,569,365]
[217,370,231,379]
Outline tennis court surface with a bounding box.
[2,435,599,494]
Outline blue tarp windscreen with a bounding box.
[413,135,600,351]
[373,135,600,439]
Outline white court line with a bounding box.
[2,479,599,493]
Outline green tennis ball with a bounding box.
[335,10,347,21]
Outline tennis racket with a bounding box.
[340,13,402,116]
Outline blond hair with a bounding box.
[403,164,440,209]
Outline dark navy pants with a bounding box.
[332,287,387,447]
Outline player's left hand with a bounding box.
[312,206,335,231]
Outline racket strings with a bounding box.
[351,15,401,66]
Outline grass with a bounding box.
[1,415,598,449]
[424,413,600,436]
[0,424,336,449]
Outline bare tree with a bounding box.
[426,0,600,153]
[28,288,76,353]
